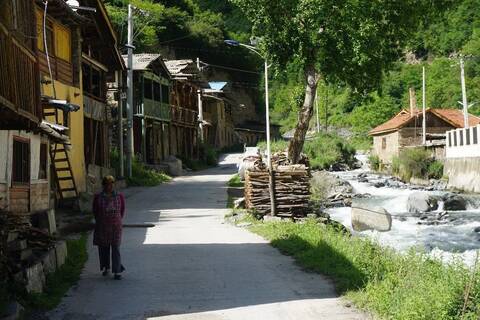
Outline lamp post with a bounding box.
[225,40,276,216]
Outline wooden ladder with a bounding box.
[50,143,79,203]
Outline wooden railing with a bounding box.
[142,99,171,121]
[171,106,198,126]
[0,24,40,119]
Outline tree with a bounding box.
[231,0,450,163]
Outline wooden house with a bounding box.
[123,54,173,164]
[35,0,86,201]
[164,60,202,159]
[79,0,125,193]
[369,108,480,163]
[0,0,72,232]
[202,82,238,149]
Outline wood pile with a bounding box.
[245,152,311,217]
[0,213,56,280]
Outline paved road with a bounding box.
[48,154,366,320]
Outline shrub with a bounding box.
[127,156,171,186]
[368,154,381,171]
[227,174,244,188]
[199,143,219,166]
[427,161,444,179]
[304,133,357,170]
[396,148,432,181]
[391,156,401,175]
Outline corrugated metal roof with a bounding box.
[122,54,162,70]
[369,108,480,136]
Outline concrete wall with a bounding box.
[445,157,480,192]
[446,125,480,158]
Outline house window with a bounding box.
[474,127,478,144]
[161,85,169,104]
[448,132,452,147]
[466,128,471,145]
[12,138,30,184]
[381,137,387,150]
[39,143,48,180]
[82,63,105,99]
[144,78,153,100]
[153,82,161,102]
[454,131,457,146]
[459,131,464,146]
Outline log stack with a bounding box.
[245,152,311,217]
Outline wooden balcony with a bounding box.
[142,99,171,122]
[171,106,198,126]
[0,23,41,127]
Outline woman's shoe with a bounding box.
[114,274,122,280]
[102,269,110,277]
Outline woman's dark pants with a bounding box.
[98,245,123,274]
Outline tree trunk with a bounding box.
[287,66,320,164]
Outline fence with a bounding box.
[445,126,480,158]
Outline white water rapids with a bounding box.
[327,155,480,265]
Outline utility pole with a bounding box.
[117,70,124,177]
[460,56,469,128]
[197,89,204,143]
[265,60,275,216]
[125,4,135,177]
[422,66,426,145]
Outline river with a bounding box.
[327,155,480,265]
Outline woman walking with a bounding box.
[93,175,126,280]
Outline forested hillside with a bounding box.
[269,0,480,148]
[104,0,259,81]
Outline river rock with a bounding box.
[351,205,392,232]
[407,192,439,214]
[311,171,353,202]
[442,194,467,211]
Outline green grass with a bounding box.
[22,234,88,311]
[227,174,244,188]
[247,219,480,319]
[127,157,171,186]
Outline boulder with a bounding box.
[351,205,392,232]
[164,156,183,176]
[311,171,353,201]
[407,192,438,214]
[442,194,467,211]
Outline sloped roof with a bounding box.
[369,108,480,136]
[122,54,162,70]
[164,60,198,78]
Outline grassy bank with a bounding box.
[247,219,480,319]
[22,234,88,311]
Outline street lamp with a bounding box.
[225,39,276,216]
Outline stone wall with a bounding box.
[444,157,480,193]
[372,131,399,163]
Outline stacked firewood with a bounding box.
[0,213,56,276]
[245,152,311,217]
